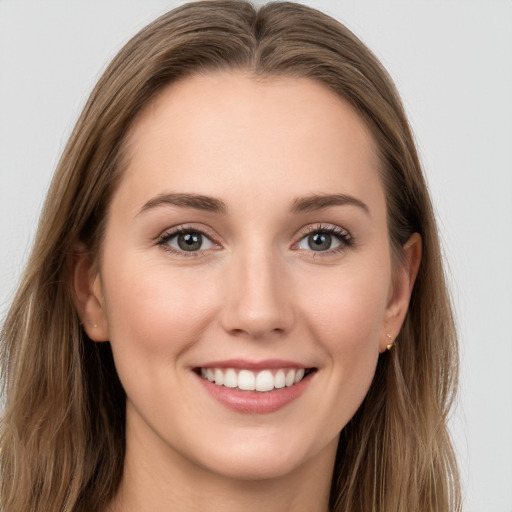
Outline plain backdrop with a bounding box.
[1,1,511,510]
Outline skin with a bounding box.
[74,72,421,512]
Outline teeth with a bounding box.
[238,370,255,391]
[214,368,224,385]
[199,367,309,392]
[274,369,286,389]
[294,368,305,383]
[255,370,274,392]
[223,368,238,388]
[285,369,295,387]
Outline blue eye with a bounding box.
[296,226,351,252]
[159,229,215,253]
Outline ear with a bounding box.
[379,233,422,353]
[69,243,109,342]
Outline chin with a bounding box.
[190,430,336,483]
[202,453,308,482]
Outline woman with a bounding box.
[0,1,460,511]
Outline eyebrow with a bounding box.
[291,193,370,215]
[137,191,369,217]
[138,192,228,215]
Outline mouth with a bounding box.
[194,367,317,392]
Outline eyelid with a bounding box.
[295,223,351,239]
[292,223,353,254]
[154,222,352,258]
[155,224,222,256]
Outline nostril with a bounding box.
[221,306,295,339]
[219,266,295,337]
[226,326,287,339]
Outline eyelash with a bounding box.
[156,223,353,257]
[156,226,220,257]
[294,224,353,256]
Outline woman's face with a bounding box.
[81,72,415,482]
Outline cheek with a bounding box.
[99,256,224,413]
[300,263,390,352]
[101,256,220,357]
[298,265,389,431]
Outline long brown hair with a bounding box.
[0,2,460,510]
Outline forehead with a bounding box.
[118,71,383,213]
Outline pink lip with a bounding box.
[194,362,315,414]
[197,358,309,371]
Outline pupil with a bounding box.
[308,232,331,251]
[178,232,202,251]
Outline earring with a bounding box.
[386,333,394,351]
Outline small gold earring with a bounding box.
[386,333,394,351]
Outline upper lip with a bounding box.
[195,359,311,371]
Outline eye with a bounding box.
[295,225,352,253]
[158,228,217,254]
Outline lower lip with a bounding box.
[195,371,314,414]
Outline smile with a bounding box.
[197,367,313,392]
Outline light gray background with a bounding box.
[1,1,511,510]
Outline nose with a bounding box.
[219,247,295,339]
